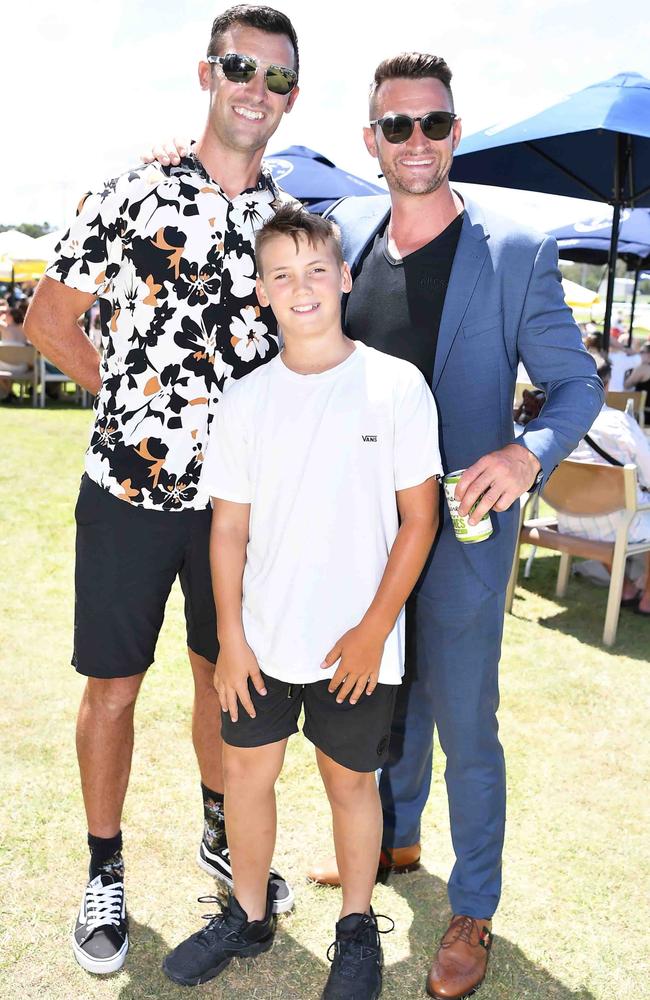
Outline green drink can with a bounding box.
[442,469,493,544]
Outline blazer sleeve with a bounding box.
[516,236,604,486]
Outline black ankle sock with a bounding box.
[88,831,124,880]
[201,782,226,850]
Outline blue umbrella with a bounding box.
[548,209,650,336]
[451,72,650,347]
[264,145,385,214]
[549,208,650,264]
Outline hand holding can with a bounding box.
[443,469,493,544]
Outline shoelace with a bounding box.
[440,915,481,948]
[195,895,242,949]
[80,881,124,941]
[326,914,395,979]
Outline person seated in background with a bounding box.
[0,300,31,403]
[558,358,650,616]
[583,329,607,362]
[623,340,650,424]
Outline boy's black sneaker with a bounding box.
[72,872,128,975]
[323,909,394,1000]
[197,838,294,913]
[162,890,276,986]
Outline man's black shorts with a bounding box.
[73,474,217,678]
[220,671,398,773]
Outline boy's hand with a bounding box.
[321,623,386,704]
[214,637,267,722]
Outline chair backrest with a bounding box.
[606,389,647,424]
[542,460,637,516]
[0,343,36,366]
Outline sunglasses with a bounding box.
[207,52,298,95]
[370,111,457,144]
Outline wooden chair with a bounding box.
[0,343,38,405]
[505,460,650,646]
[36,354,89,408]
[606,389,647,428]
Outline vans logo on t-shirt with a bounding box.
[362,435,378,442]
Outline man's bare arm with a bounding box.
[24,276,101,395]
[322,476,439,703]
[210,498,266,721]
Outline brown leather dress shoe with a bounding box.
[306,844,421,887]
[426,914,492,999]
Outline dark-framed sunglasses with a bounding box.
[370,111,457,144]
[207,52,298,95]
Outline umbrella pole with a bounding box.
[603,202,621,354]
[603,134,630,353]
[628,263,640,342]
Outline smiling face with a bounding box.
[363,76,462,197]
[198,24,299,155]
[256,234,352,340]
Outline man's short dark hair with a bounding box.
[207,5,299,77]
[255,204,343,275]
[369,53,454,117]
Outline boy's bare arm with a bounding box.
[210,498,267,722]
[24,276,102,395]
[322,476,439,704]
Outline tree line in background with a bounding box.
[0,223,54,239]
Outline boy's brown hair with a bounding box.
[255,203,344,275]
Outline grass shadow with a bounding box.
[116,910,334,1000]
[509,554,649,661]
[382,866,596,1000]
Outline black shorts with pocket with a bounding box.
[220,671,398,773]
[73,474,218,678]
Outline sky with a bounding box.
[2,0,649,233]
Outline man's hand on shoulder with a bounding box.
[321,621,386,705]
[456,443,541,524]
[140,137,189,167]
[214,635,267,723]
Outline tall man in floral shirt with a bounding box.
[25,5,299,976]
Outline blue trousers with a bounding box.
[379,574,506,918]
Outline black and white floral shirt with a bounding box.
[47,155,291,511]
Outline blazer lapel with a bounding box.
[432,198,490,391]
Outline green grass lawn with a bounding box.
[1,406,648,1000]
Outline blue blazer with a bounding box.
[326,194,604,595]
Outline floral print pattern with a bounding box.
[47,155,294,510]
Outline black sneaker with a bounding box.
[162,891,276,986]
[197,838,294,914]
[71,872,128,975]
[323,909,394,1000]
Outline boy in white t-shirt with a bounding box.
[164,205,442,997]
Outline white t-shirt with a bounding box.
[202,341,442,685]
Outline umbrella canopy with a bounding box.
[452,71,650,348]
[0,230,40,259]
[549,208,650,265]
[0,230,60,289]
[549,209,650,337]
[561,277,600,310]
[264,145,385,214]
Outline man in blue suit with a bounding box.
[307,53,603,999]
